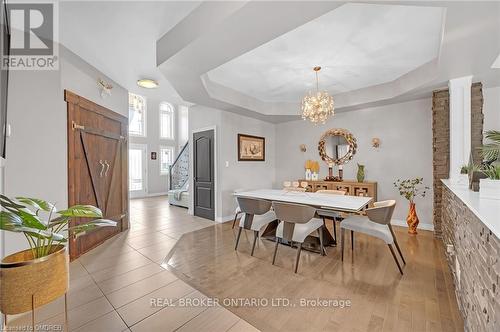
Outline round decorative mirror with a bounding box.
[318,129,357,165]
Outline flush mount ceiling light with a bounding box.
[301,66,334,124]
[137,79,159,89]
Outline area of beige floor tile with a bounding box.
[67,282,104,310]
[41,296,114,331]
[117,279,195,326]
[69,261,89,280]
[81,250,149,274]
[97,263,165,294]
[129,293,207,332]
[227,319,261,332]
[176,305,241,332]
[73,311,128,332]
[90,255,155,283]
[106,270,178,308]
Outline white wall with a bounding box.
[188,105,276,221]
[2,46,128,257]
[483,86,500,133]
[275,98,434,229]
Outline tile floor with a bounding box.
[6,196,258,332]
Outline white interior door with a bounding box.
[129,144,147,198]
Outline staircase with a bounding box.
[169,142,189,190]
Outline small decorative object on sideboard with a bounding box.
[479,130,500,199]
[394,178,429,235]
[356,163,365,183]
[0,196,116,331]
[311,161,320,181]
[304,160,312,180]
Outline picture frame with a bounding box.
[238,134,265,161]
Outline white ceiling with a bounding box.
[207,3,445,103]
[59,1,201,104]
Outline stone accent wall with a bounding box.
[432,89,450,238]
[432,83,484,238]
[441,185,500,331]
[471,82,484,163]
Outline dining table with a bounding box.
[234,189,373,252]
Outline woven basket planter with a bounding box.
[0,245,69,315]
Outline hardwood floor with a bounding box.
[164,220,464,331]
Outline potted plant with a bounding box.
[394,178,429,235]
[480,165,500,199]
[479,130,500,199]
[0,195,115,329]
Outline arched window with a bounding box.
[128,93,146,137]
[159,102,174,140]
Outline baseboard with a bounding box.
[147,192,169,197]
[391,219,434,231]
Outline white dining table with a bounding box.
[234,189,373,213]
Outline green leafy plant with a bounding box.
[460,165,468,174]
[393,178,430,203]
[482,164,500,180]
[480,130,500,164]
[0,195,116,258]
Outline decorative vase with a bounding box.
[406,202,419,235]
[305,169,312,181]
[0,245,69,316]
[356,164,365,182]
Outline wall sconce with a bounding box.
[372,138,380,148]
[98,78,113,98]
[299,144,307,152]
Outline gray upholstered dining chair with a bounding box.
[316,189,346,243]
[272,202,325,273]
[232,189,245,229]
[340,200,406,274]
[235,197,276,256]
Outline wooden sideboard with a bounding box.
[298,179,377,201]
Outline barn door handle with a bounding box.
[104,160,110,177]
[99,160,105,177]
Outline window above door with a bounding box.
[159,102,174,140]
[129,93,147,137]
[160,146,175,175]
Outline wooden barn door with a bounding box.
[65,90,129,260]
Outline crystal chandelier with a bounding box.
[301,66,334,124]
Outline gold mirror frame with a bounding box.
[318,128,357,165]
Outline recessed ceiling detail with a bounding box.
[207,3,445,103]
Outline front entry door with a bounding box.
[193,130,215,220]
[66,90,129,260]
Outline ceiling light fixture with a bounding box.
[301,66,334,124]
[137,79,159,89]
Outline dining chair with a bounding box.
[272,202,325,273]
[235,197,276,256]
[340,200,406,274]
[316,189,346,243]
[232,189,245,229]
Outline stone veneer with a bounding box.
[432,88,450,238]
[441,185,500,331]
[432,82,484,238]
